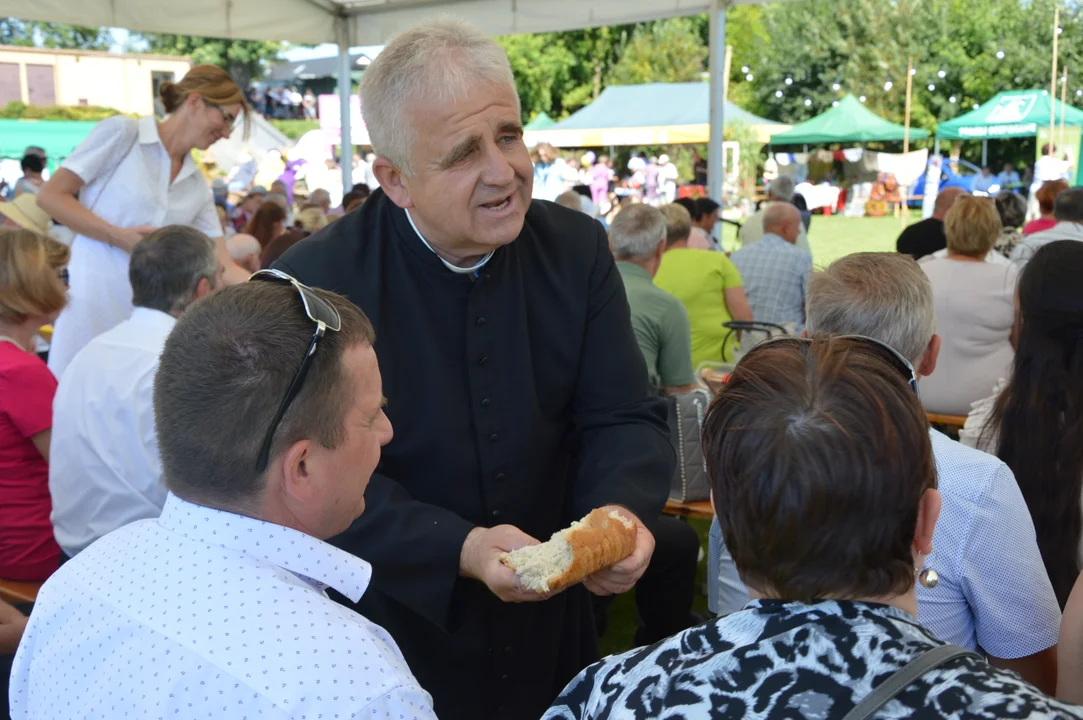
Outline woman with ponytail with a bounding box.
[37,65,249,377]
[962,239,1083,609]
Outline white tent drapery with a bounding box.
[0,0,791,199]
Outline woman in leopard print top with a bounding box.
[545,337,1082,720]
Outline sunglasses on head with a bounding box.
[738,334,919,393]
[248,269,342,471]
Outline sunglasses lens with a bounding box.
[297,287,341,331]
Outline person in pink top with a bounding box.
[590,156,613,208]
[0,228,69,581]
[1023,180,1069,235]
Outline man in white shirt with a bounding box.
[738,174,811,253]
[12,274,436,719]
[1011,187,1083,266]
[49,226,222,557]
[708,252,1061,694]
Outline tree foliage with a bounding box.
[133,34,284,88]
[608,18,708,86]
[0,20,110,49]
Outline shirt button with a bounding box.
[481,397,491,407]
[495,473,505,481]
[476,317,487,327]
[478,356,488,366]
[489,433,499,443]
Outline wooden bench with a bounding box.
[926,412,967,433]
[663,498,714,521]
[0,578,42,604]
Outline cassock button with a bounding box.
[478,356,488,366]
[491,509,501,519]
[495,473,505,481]
[476,317,487,327]
[480,397,491,407]
[504,645,513,653]
[501,674,510,682]
[489,433,500,443]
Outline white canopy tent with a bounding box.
[0,0,789,200]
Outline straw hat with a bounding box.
[0,194,51,234]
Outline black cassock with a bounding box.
[275,190,673,720]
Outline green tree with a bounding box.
[133,34,284,88]
[608,17,709,85]
[498,34,575,123]
[0,20,110,49]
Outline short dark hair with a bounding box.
[694,197,720,217]
[703,336,935,602]
[674,196,700,221]
[130,226,218,314]
[995,191,1027,230]
[20,153,44,174]
[1054,187,1083,223]
[154,281,375,509]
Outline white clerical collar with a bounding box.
[405,208,494,274]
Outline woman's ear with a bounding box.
[913,488,941,556]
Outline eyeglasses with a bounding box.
[57,268,69,287]
[204,98,237,127]
[739,334,919,393]
[249,269,342,471]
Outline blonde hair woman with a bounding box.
[919,195,1017,416]
[0,229,70,582]
[38,65,250,377]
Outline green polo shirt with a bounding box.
[617,261,695,391]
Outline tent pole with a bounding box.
[337,17,353,194]
[934,137,940,156]
[707,0,726,206]
[902,57,913,229]
[1061,67,1069,151]
[1050,5,1060,156]
[981,139,988,167]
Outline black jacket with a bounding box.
[274,190,673,720]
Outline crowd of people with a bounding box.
[3,14,1083,720]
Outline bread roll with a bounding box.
[500,508,637,593]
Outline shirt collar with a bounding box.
[139,115,199,184]
[129,306,177,335]
[616,261,653,281]
[404,208,494,275]
[156,493,372,602]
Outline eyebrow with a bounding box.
[439,135,481,170]
[497,121,524,137]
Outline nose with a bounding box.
[378,410,394,447]
[480,139,516,188]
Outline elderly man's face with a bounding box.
[385,83,532,259]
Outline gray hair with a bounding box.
[806,252,935,366]
[308,189,331,208]
[130,226,218,315]
[360,17,519,176]
[265,192,290,214]
[1054,187,1083,222]
[769,175,795,202]
[555,191,583,212]
[608,204,666,261]
[995,191,1026,230]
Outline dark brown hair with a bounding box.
[244,202,287,249]
[154,281,374,509]
[703,336,935,602]
[0,228,70,324]
[985,240,1083,608]
[261,230,309,269]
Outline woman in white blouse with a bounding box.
[918,195,1016,416]
[37,65,249,377]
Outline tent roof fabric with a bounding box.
[529,82,786,145]
[936,89,1083,140]
[0,0,776,47]
[0,119,97,167]
[524,112,556,130]
[770,94,929,144]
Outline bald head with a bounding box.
[764,202,802,244]
[933,187,967,220]
[227,233,262,273]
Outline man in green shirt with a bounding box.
[609,204,696,394]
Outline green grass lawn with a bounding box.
[720,213,912,267]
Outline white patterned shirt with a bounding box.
[709,430,1061,659]
[10,493,437,720]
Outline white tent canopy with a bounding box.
[0,0,789,199]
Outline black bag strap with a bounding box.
[840,644,979,720]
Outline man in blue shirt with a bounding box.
[708,252,1061,694]
[730,203,812,332]
[973,166,999,194]
[998,162,1022,189]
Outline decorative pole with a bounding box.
[1050,5,1060,155]
[902,57,913,228]
[1060,67,1069,150]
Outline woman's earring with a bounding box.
[918,550,939,589]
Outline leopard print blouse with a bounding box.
[543,599,1083,719]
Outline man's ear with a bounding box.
[194,276,215,301]
[917,334,941,378]
[279,440,317,505]
[373,157,413,209]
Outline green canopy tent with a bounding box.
[524,112,556,131]
[769,94,929,145]
[0,119,98,172]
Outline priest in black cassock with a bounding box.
[275,18,673,720]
